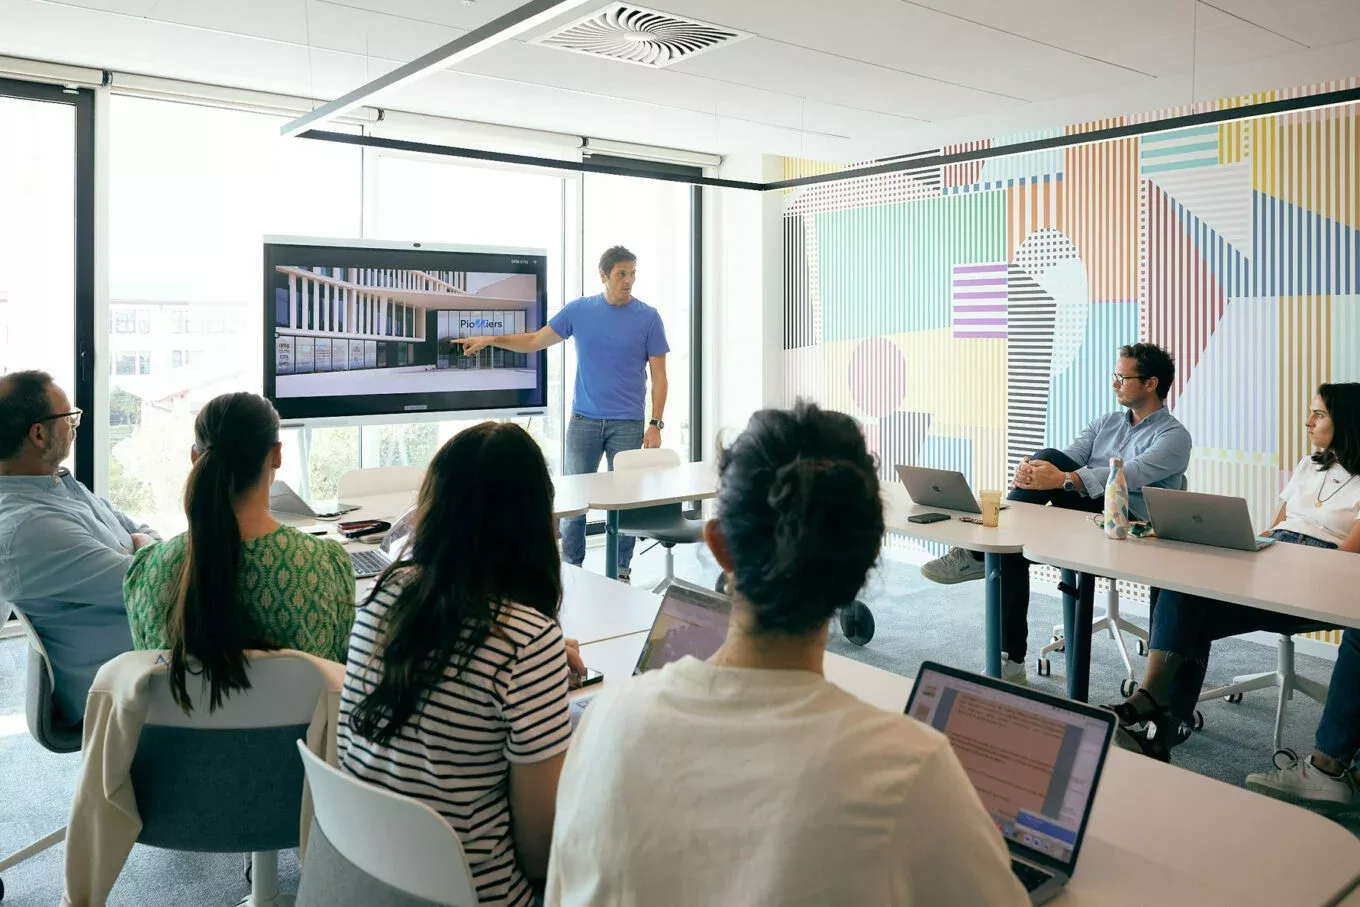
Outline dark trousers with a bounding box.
[999,449,1103,661]
[1149,531,1338,723]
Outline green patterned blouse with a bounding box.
[124,524,356,663]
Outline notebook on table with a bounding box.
[905,661,1116,904]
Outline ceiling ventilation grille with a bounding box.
[532,3,749,68]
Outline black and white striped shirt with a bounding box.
[339,576,572,907]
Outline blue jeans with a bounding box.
[1148,530,1338,723]
[1317,628,1360,766]
[560,414,645,571]
[1000,449,1104,660]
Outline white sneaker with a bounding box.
[1001,658,1028,686]
[1245,755,1359,812]
[921,547,984,584]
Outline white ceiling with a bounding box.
[3,0,1359,161]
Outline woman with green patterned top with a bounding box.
[124,392,355,712]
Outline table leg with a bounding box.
[1067,573,1096,702]
[984,552,1002,678]
[1060,569,1077,651]
[605,510,619,580]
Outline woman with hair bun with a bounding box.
[546,400,1026,907]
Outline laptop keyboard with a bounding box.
[350,550,388,577]
[1011,859,1053,893]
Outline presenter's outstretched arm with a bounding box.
[645,354,667,449]
[455,325,563,358]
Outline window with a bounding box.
[106,96,362,532]
[136,309,151,333]
[115,353,135,375]
[582,170,695,463]
[114,310,136,333]
[0,79,93,482]
[138,351,151,374]
[172,350,182,368]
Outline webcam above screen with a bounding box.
[263,236,549,423]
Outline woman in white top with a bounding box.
[1109,382,1360,761]
[339,422,583,907]
[546,401,1028,907]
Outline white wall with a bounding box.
[703,154,784,459]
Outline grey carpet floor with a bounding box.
[1,541,1354,905]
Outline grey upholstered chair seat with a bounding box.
[297,820,453,907]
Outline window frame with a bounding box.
[0,78,96,489]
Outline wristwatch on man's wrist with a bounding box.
[649,419,664,430]
[1062,472,1075,492]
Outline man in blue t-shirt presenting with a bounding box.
[454,246,669,580]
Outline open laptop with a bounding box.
[269,480,360,521]
[349,505,418,579]
[1143,487,1275,552]
[569,582,731,726]
[905,661,1116,904]
[896,465,1008,515]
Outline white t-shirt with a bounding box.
[546,657,1027,907]
[339,577,573,907]
[1275,456,1360,545]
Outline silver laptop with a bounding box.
[569,582,731,725]
[1143,487,1275,552]
[906,661,1116,904]
[350,505,418,579]
[896,465,986,514]
[269,480,359,520]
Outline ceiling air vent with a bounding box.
[533,3,749,68]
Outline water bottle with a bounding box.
[1104,457,1129,540]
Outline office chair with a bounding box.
[295,743,478,907]
[0,603,83,904]
[116,652,331,906]
[1196,631,1331,755]
[1037,579,1149,694]
[337,466,425,500]
[613,448,707,593]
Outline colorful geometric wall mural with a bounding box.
[781,79,1360,633]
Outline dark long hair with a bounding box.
[716,400,883,636]
[168,392,281,713]
[1314,382,1360,476]
[349,422,562,745]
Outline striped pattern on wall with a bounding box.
[781,84,1360,652]
[942,139,990,189]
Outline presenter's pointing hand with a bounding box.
[455,337,491,357]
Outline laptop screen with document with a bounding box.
[906,663,1114,872]
[634,583,731,674]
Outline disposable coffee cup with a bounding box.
[980,490,1002,527]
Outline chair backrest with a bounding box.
[338,466,426,500]
[6,602,82,754]
[296,742,478,907]
[128,652,327,852]
[613,447,680,471]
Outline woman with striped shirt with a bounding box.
[339,422,582,907]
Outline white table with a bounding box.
[883,486,1079,680]
[577,629,1360,906]
[555,461,719,579]
[1023,512,1360,700]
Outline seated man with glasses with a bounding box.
[920,343,1192,684]
[0,370,158,721]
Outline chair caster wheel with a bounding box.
[1224,692,1243,704]
[1049,634,1065,653]
[1,874,6,901]
[1136,639,1149,656]
[1119,678,1137,697]
[840,601,875,646]
[1036,658,1051,677]
[1192,710,1204,731]
[714,574,727,594]
[1272,747,1299,770]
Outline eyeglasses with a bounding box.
[1112,374,1148,387]
[37,408,82,428]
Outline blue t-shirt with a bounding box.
[549,293,669,421]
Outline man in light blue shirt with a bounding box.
[0,371,157,721]
[454,247,670,580]
[922,343,1192,681]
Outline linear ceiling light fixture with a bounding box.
[280,0,600,137]
[294,78,1360,193]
